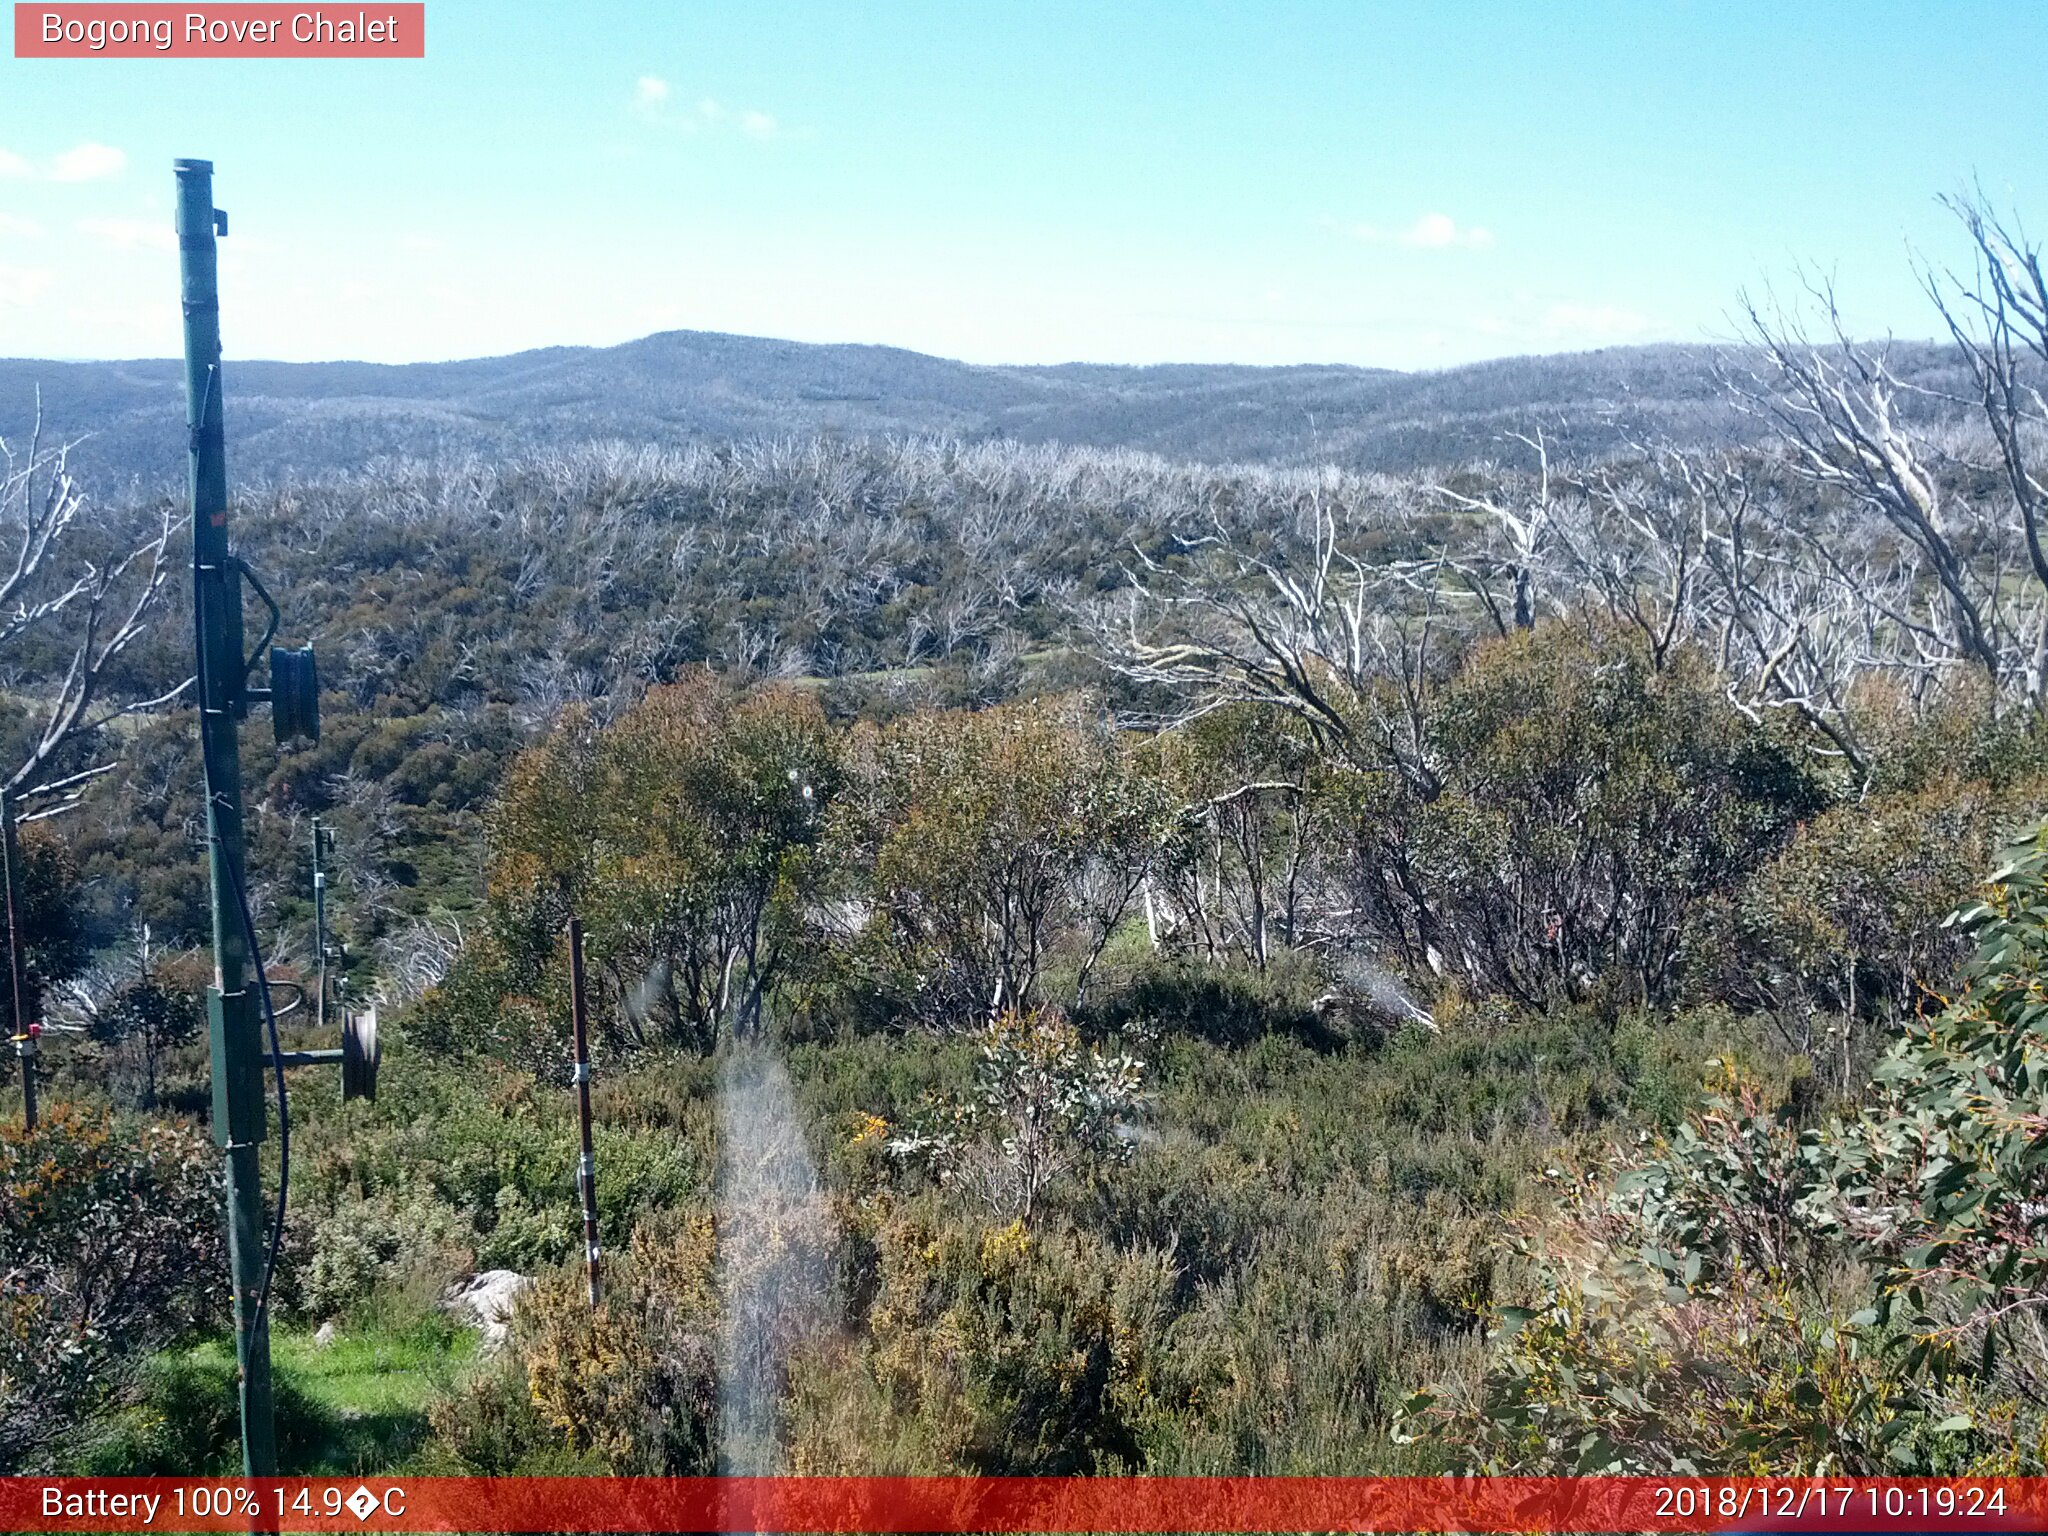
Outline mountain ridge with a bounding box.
[0,326,1958,488]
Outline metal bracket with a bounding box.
[207,987,266,1148]
[235,556,282,680]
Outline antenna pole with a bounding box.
[567,917,601,1308]
[312,818,329,1034]
[178,156,276,1478]
[2,791,35,1132]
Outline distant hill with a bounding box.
[0,328,1968,490]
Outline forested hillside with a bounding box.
[8,197,2048,1482]
[0,331,1976,488]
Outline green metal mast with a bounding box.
[177,157,276,1478]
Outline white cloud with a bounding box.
[632,83,786,140]
[1334,212,1495,250]
[1404,212,1491,249]
[0,264,53,306]
[0,213,44,239]
[50,142,127,182]
[0,148,31,180]
[632,74,670,119]
[78,215,175,250]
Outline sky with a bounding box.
[2,1,2046,370]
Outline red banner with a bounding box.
[3,1476,2044,1533]
[13,4,423,57]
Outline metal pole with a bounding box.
[567,917,601,1308]
[178,157,276,1478]
[13,1030,33,1133]
[1,790,35,1132]
[312,818,328,1035]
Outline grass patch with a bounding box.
[276,1316,478,1428]
[71,1313,477,1475]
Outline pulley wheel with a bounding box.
[271,645,320,745]
[341,1006,379,1102]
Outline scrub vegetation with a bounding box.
[7,194,2048,1477]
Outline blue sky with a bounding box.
[2,1,2045,368]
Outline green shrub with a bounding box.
[0,821,89,1043]
[1685,776,2044,1088]
[301,1190,470,1321]
[792,1208,1172,1474]
[66,1345,333,1476]
[887,1009,1146,1225]
[1081,948,1333,1049]
[834,696,1171,1027]
[490,678,844,1053]
[77,948,207,1111]
[1333,623,1828,1007]
[425,1349,589,1475]
[402,927,567,1074]
[475,1186,574,1273]
[1423,823,2048,1474]
[1833,822,2048,1398]
[512,1209,721,1474]
[0,1106,223,1471]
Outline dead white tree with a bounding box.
[1539,443,1900,779]
[0,403,189,822]
[1927,192,2048,705]
[1699,473,1911,780]
[1545,443,1706,670]
[1093,479,1447,800]
[1724,283,2019,703]
[1429,428,1559,634]
[377,914,466,1010]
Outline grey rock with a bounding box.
[440,1269,533,1354]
